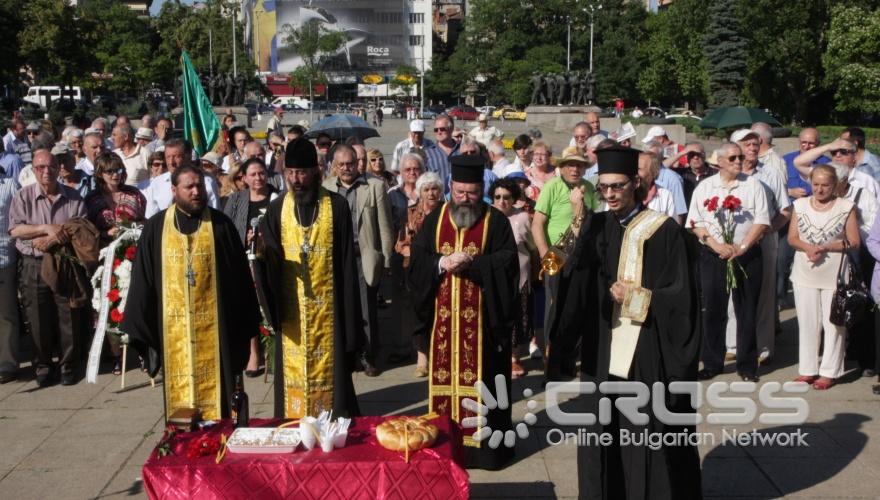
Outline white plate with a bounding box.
[226,427,302,454]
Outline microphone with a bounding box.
[249,216,261,255]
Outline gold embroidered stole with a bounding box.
[429,204,490,448]
[608,209,668,379]
[160,206,222,420]
[280,191,336,418]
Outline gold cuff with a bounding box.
[621,286,652,323]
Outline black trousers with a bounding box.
[0,265,20,375]
[18,256,81,375]
[700,245,762,376]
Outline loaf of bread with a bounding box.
[375,417,439,452]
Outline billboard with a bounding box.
[273,0,408,75]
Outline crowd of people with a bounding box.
[2,105,880,494]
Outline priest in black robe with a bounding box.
[409,155,519,470]
[259,137,362,419]
[123,165,259,421]
[547,147,702,499]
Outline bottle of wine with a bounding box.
[231,374,249,428]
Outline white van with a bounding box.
[270,96,311,110]
[24,86,84,108]
[379,100,396,116]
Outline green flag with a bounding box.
[180,51,220,156]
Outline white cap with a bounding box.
[296,119,310,130]
[409,120,425,132]
[478,113,488,122]
[641,125,668,144]
[51,143,70,155]
[614,122,637,143]
[201,152,221,166]
[730,128,760,143]
[135,127,154,141]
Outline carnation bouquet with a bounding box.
[703,195,746,292]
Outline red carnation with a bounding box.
[722,195,742,211]
[186,435,221,459]
[113,258,122,269]
[110,309,124,323]
[689,219,696,229]
[125,246,136,260]
[703,196,719,213]
[259,325,271,337]
[107,288,120,302]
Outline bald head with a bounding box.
[584,112,600,135]
[798,127,820,153]
[242,141,265,160]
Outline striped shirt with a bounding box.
[0,176,20,268]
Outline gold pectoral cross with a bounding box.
[186,266,196,287]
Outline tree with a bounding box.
[703,0,747,108]
[585,0,648,105]
[0,0,25,95]
[823,4,880,115]
[390,65,420,103]
[281,19,347,105]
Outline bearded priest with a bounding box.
[259,138,363,419]
[123,164,260,421]
[409,154,519,470]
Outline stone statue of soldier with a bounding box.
[568,72,580,105]
[545,73,556,106]
[530,72,545,106]
[556,73,567,106]
[208,75,217,105]
[586,72,597,104]
[223,74,234,107]
[234,74,246,105]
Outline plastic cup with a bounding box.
[333,430,348,449]
[300,418,318,451]
[320,437,334,453]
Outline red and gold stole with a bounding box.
[429,204,490,448]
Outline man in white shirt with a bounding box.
[143,139,219,218]
[390,120,434,173]
[468,114,503,146]
[751,122,787,183]
[77,130,105,176]
[266,106,284,140]
[488,139,517,177]
[112,125,150,186]
[134,127,155,154]
[687,142,770,383]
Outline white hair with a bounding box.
[829,161,850,183]
[400,152,425,172]
[487,140,505,156]
[415,171,443,194]
[750,122,773,145]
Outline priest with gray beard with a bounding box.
[409,154,519,470]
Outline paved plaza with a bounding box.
[0,115,877,499]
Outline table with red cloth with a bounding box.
[142,416,470,500]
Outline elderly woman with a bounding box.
[490,178,536,378]
[637,152,680,223]
[223,158,279,378]
[788,165,860,390]
[56,145,93,197]
[85,153,147,375]
[524,140,556,203]
[367,148,397,189]
[388,152,425,237]
[395,172,444,377]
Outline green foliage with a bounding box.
[823,4,880,114]
[0,0,24,91]
[703,0,747,107]
[80,0,155,95]
[588,0,648,104]
[19,0,97,90]
[390,65,420,98]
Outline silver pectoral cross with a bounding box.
[186,266,196,287]
[301,242,312,257]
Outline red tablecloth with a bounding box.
[142,416,469,500]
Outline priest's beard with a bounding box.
[176,197,205,215]
[290,177,319,206]
[450,199,484,228]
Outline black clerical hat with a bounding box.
[596,146,639,177]
[285,137,318,169]
[450,155,485,184]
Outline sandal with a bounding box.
[511,361,527,379]
[812,377,835,390]
[112,358,122,376]
[794,375,817,384]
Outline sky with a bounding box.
[150,0,196,17]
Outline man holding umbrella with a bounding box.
[322,145,394,376]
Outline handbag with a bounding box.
[829,238,872,329]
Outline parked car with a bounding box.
[379,100,397,116]
[244,101,274,116]
[491,107,527,121]
[271,96,311,110]
[447,105,479,121]
[392,102,407,118]
[666,108,698,119]
[643,107,667,118]
[476,105,496,117]
[419,105,447,119]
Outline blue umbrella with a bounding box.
[304,114,380,141]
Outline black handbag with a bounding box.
[829,239,872,329]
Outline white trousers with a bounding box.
[792,286,847,378]
[726,234,778,355]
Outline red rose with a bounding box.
[704,196,719,212]
[113,258,122,269]
[125,246,136,260]
[107,288,120,302]
[186,435,221,459]
[110,309,124,323]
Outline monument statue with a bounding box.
[526,71,600,107]
[235,74,246,105]
[568,72,580,105]
[586,72,597,104]
[555,73,567,106]
[529,72,545,106]
[544,73,556,106]
[223,73,234,107]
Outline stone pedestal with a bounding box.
[526,105,607,133]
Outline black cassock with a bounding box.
[259,192,362,418]
[122,207,260,418]
[548,207,702,500]
[408,204,519,471]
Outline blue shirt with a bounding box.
[782,150,828,196]
[857,149,880,182]
[0,151,23,181]
[655,167,688,216]
[424,141,459,194]
[0,176,20,268]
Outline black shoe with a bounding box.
[60,371,77,386]
[0,372,16,384]
[697,369,718,380]
[360,354,380,377]
[244,367,265,378]
[862,369,877,378]
[739,373,760,383]
[35,370,53,388]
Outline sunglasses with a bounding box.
[317,142,332,148]
[830,149,854,156]
[103,167,125,175]
[493,194,512,201]
[595,179,631,193]
[27,131,39,135]
[434,127,449,132]
[725,154,745,162]
[152,161,165,166]
[369,158,383,162]
[686,152,705,159]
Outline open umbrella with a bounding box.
[304,114,380,142]
[698,106,781,129]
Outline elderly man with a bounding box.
[688,142,770,382]
[583,110,606,137]
[409,154,518,470]
[842,127,880,182]
[643,125,685,170]
[568,121,592,151]
[143,139,220,218]
[322,145,394,376]
[422,115,460,190]
[242,140,284,192]
[149,117,173,152]
[352,143,368,175]
[266,106,285,140]
[391,120,433,173]
[134,127,155,153]
[90,118,116,151]
[668,142,714,207]
[0,172,19,383]
[724,129,791,366]
[469,114,503,146]
[751,122,787,182]
[112,125,150,186]
[141,114,154,130]
[488,139,514,177]
[8,149,87,387]
[794,136,880,201]
[77,130,105,176]
[4,119,32,166]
